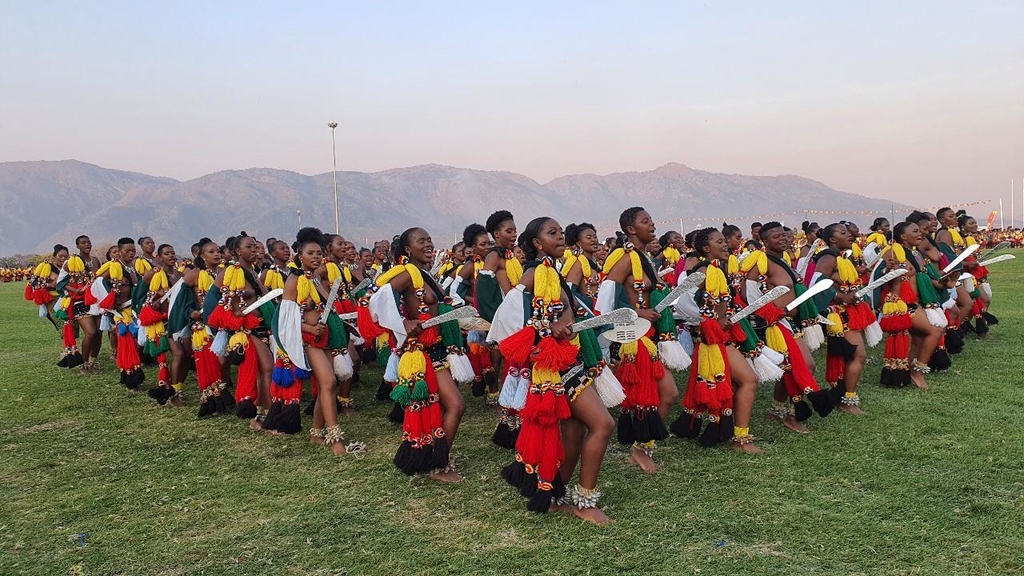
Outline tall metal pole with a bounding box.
[297,208,301,228]
[328,122,340,234]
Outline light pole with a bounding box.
[328,122,340,233]
[297,208,301,229]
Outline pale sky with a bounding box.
[2,1,1022,207]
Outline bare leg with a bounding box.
[562,386,614,525]
[77,316,99,373]
[909,310,940,389]
[727,346,762,453]
[770,380,806,433]
[839,330,867,415]
[656,370,678,421]
[167,339,187,407]
[308,347,348,455]
[251,338,274,411]
[797,337,815,374]
[430,369,465,482]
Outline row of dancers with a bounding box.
[22,206,1008,525]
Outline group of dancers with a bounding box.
[21,206,1009,525]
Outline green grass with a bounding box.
[2,255,1024,575]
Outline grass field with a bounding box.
[2,257,1023,576]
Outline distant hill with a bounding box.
[0,160,908,254]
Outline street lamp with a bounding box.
[328,122,340,234]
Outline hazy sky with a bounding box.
[2,1,1022,206]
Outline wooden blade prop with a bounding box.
[855,268,908,298]
[421,305,480,329]
[318,278,344,324]
[979,254,1015,267]
[570,307,637,333]
[653,272,705,314]
[786,279,833,312]
[942,243,980,274]
[242,289,284,315]
[729,285,790,323]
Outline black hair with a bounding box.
[359,248,371,256]
[906,210,930,225]
[293,228,324,267]
[658,231,679,248]
[138,236,152,247]
[936,207,954,220]
[105,246,118,261]
[117,237,134,248]
[462,223,488,248]
[751,222,763,230]
[744,239,761,251]
[893,221,915,244]
[870,217,888,231]
[518,217,555,261]
[722,223,741,238]
[485,210,514,236]
[759,221,783,237]
[156,243,173,255]
[190,242,200,253]
[391,227,423,263]
[683,229,699,251]
[801,221,820,234]
[565,222,596,246]
[194,237,217,270]
[957,214,973,229]
[75,235,89,245]
[451,241,465,252]
[820,223,845,245]
[52,244,68,257]
[618,206,645,235]
[692,227,719,258]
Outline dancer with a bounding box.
[599,207,682,472]
[207,234,275,428]
[811,223,884,414]
[488,217,616,523]
[742,222,833,433]
[360,227,469,481]
[272,228,364,454]
[670,227,763,453]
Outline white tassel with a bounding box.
[981,282,992,299]
[351,335,365,346]
[749,353,784,383]
[498,373,518,407]
[925,307,948,328]
[136,322,147,346]
[333,352,354,380]
[383,352,399,382]
[942,295,956,310]
[677,328,694,356]
[211,330,228,356]
[447,353,476,384]
[759,345,784,366]
[592,368,626,407]
[511,375,529,410]
[658,340,691,371]
[961,277,975,293]
[862,321,884,348]
[803,324,824,351]
[39,304,48,319]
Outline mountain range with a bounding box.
[0,160,907,254]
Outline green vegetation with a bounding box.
[2,257,1023,575]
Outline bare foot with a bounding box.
[127,388,139,394]
[310,436,325,446]
[330,442,348,456]
[339,407,357,417]
[766,411,783,422]
[249,419,264,431]
[428,470,464,483]
[169,395,185,408]
[731,441,764,454]
[782,416,808,434]
[628,449,659,473]
[838,404,866,416]
[910,372,929,390]
[571,506,614,526]
[487,404,503,414]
